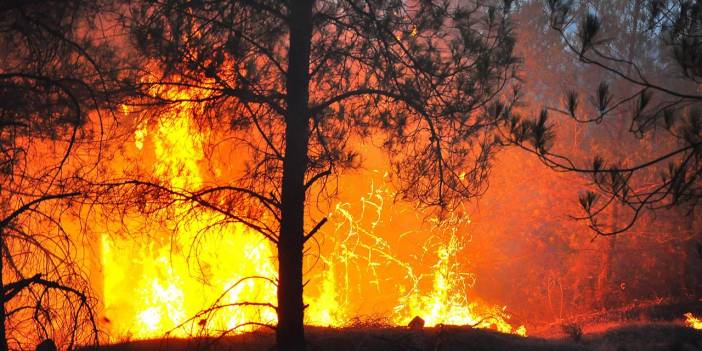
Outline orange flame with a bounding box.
[307,175,526,335]
[103,84,277,338]
[101,81,525,339]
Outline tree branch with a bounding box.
[304,217,328,243]
[0,192,80,230]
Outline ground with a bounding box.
[82,322,702,351]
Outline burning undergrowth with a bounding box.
[94,82,525,341]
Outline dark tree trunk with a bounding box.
[277,2,314,351]
[0,233,7,351]
[596,205,618,310]
[679,211,694,296]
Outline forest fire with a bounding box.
[2,1,702,350]
[100,82,525,339]
[104,84,278,338]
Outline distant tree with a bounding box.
[0,1,128,349]
[120,1,519,349]
[510,0,702,237]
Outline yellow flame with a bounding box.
[102,83,278,339]
[308,176,525,335]
[392,225,523,334]
[685,313,702,330]
[103,80,525,339]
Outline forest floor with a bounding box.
[85,322,702,351]
[84,298,702,351]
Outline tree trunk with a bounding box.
[679,210,694,296]
[277,2,314,351]
[0,232,8,351]
[596,204,618,310]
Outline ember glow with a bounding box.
[321,180,525,334]
[685,313,702,330]
[97,83,525,339]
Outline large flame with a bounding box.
[308,177,525,335]
[103,84,278,338]
[100,82,524,340]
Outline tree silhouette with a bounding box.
[511,0,702,237]
[0,1,129,349]
[121,1,519,349]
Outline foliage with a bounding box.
[117,1,520,349]
[509,0,702,236]
[0,1,130,349]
